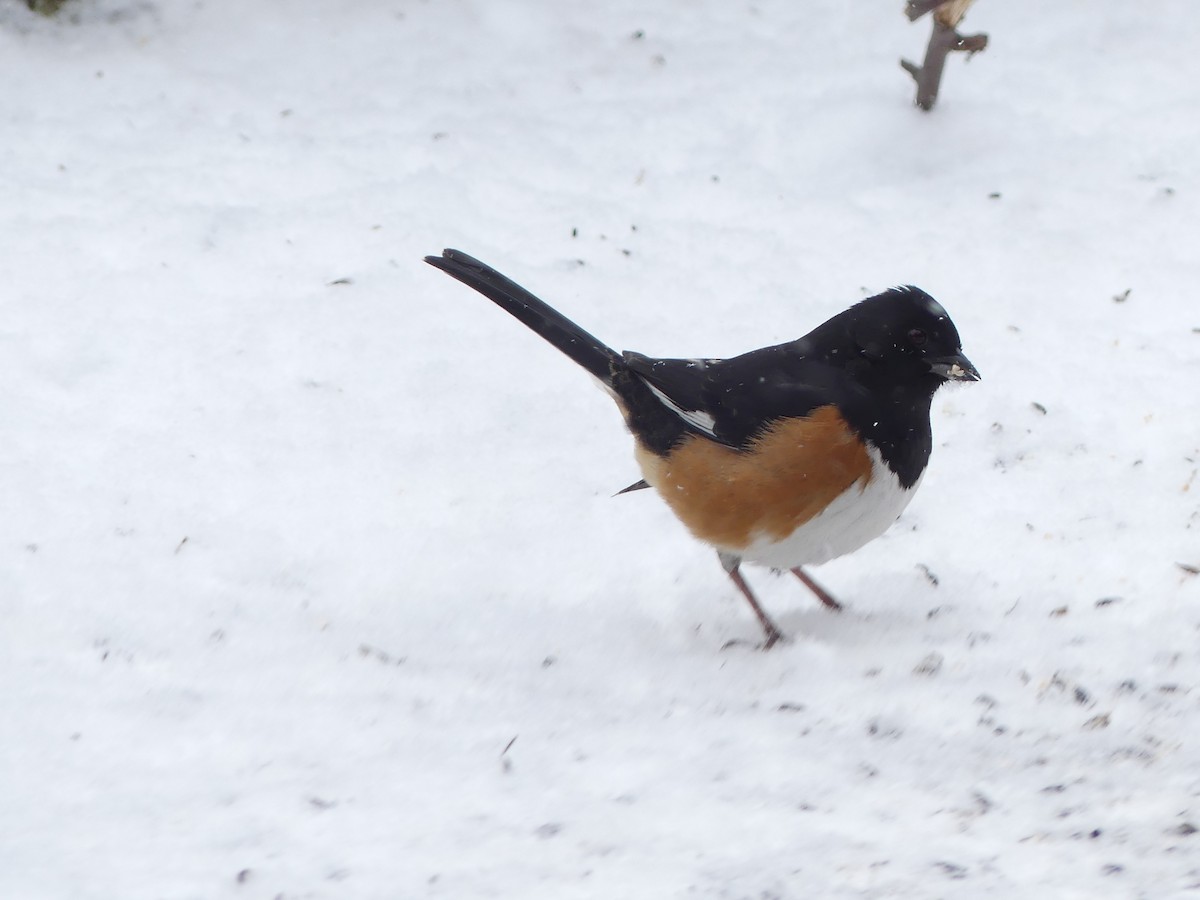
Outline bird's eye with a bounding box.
[908,328,928,346]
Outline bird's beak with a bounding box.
[929,352,980,382]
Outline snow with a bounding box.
[1,1,1198,897]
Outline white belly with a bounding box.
[738,446,919,569]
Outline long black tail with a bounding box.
[425,249,622,385]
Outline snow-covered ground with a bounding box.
[2,1,1198,897]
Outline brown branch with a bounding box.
[900,0,988,111]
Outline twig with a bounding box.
[900,0,988,111]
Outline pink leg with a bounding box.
[718,553,785,649]
[790,567,843,611]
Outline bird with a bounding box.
[425,248,979,648]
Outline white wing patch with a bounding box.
[644,381,718,437]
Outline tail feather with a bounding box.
[425,249,622,385]
[614,478,651,495]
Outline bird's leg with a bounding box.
[718,552,785,649]
[790,567,843,612]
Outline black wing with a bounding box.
[624,342,868,450]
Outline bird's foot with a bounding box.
[721,627,787,652]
